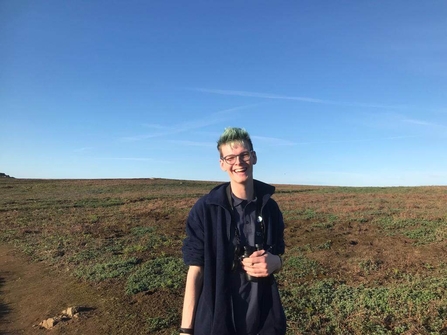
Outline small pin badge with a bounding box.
[257,216,263,223]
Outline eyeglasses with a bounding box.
[221,151,253,165]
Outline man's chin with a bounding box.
[231,174,252,184]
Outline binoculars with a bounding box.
[232,243,263,281]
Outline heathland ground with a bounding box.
[1,178,447,334]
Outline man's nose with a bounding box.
[234,154,244,164]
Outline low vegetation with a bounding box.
[1,178,447,334]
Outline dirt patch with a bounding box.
[0,243,181,335]
[0,244,113,335]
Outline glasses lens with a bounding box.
[223,151,251,165]
[241,152,251,161]
[225,155,236,164]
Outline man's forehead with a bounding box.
[222,141,249,152]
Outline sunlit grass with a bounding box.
[2,178,447,334]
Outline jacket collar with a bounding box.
[206,180,275,209]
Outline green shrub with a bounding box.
[377,218,444,245]
[278,254,323,282]
[126,256,186,294]
[75,257,139,281]
[281,276,447,334]
[131,226,156,236]
[147,311,179,332]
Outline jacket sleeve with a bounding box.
[182,200,205,266]
[268,199,285,256]
[275,207,285,255]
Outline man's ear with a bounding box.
[252,151,257,165]
[220,158,227,171]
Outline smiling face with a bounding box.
[219,141,257,186]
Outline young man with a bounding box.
[180,127,286,335]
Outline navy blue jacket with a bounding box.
[182,180,286,335]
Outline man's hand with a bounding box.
[241,250,281,278]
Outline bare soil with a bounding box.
[0,244,176,335]
[1,244,101,334]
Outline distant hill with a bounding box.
[0,173,13,178]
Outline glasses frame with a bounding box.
[221,150,254,165]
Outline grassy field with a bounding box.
[1,178,447,334]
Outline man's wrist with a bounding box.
[179,327,194,334]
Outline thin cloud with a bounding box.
[97,157,155,161]
[214,133,414,147]
[191,88,406,110]
[95,157,183,164]
[193,88,326,103]
[74,147,94,153]
[403,118,447,129]
[251,135,296,146]
[142,124,170,129]
[120,105,255,142]
[294,135,418,145]
[168,140,215,148]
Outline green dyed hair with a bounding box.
[217,127,254,154]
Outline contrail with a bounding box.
[119,104,256,142]
[191,88,406,110]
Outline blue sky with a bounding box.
[1,1,446,186]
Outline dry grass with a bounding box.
[1,178,447,334]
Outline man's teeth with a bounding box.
[234,168,246,173]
